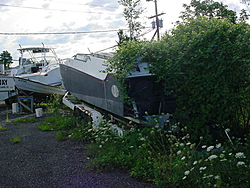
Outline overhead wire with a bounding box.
[0,29,127,35]
[0,3,117,14]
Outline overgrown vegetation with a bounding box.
[107,15,250,143]
[40,94,68,113]
[85,122,250,187]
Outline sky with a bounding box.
[0,0,249,63]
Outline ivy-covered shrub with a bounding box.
[154,18,250,142]
[108,17,250,142]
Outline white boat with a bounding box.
[10,44,64,95]
[0,75,18,102]
[14,77,66,95]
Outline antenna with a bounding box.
[87,48,92,54]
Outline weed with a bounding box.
[55,131,69,141]
[13,117,36,123]
[0,126,7,131]
[10,136,21,143]
[39,115,77,130]
[38,124,53,131]
[40,94,68,112]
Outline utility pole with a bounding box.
[146,0,165,40]
[154,0,160,40]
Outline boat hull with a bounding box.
[60,63,124,116]
[14,77,66,95]
[0,76,18,101]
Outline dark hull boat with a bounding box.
[60,53,176,123]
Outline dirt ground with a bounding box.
[0,102,157,188]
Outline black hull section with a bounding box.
[60,64,124,116]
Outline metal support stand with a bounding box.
[18,96,34,113]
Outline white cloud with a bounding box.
[0,0,248,61]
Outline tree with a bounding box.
[179,0,239,23]
[0,50,13,69]
[239,9,250,23]
[156,18,250,142]
[116,29,130,46]
[118,0,144,40]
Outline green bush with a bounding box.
[107,17,250,143]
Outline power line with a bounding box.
[0,3,115,14]
[0,29,126,36]
[44,0,119,9]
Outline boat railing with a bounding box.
[73,53,113,61]
[92,53,113,60]
[41,63,59,72]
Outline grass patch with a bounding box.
[0,126,7,131]
[13,117,36,123]
[39,114,93,142]
[39,115,77,131]
[55,131,69,141]
[38,124,54,131]
[10,136,21,143]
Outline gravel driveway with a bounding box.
[0,102,157,188]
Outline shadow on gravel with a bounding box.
[0,102,157,188]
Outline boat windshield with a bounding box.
[21,56,58,66]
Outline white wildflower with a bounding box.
[214,175,220,180]
[181,156,186,160]
[139,137,146,141]
[177,150,182,155]
[235,152,246,158]
[186,142,191,146]
[193,161,198,165]
[202,145,207,148]
[216,143,221,149]
[180,143,184,147]
[99,145,102,148]
[220,159,227,162]
[182,176,187,180]
[237,161,246,166]
[207,146,214,152]
[199,167,207,171]
[208,155,218,161]
[184,170,190,176]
